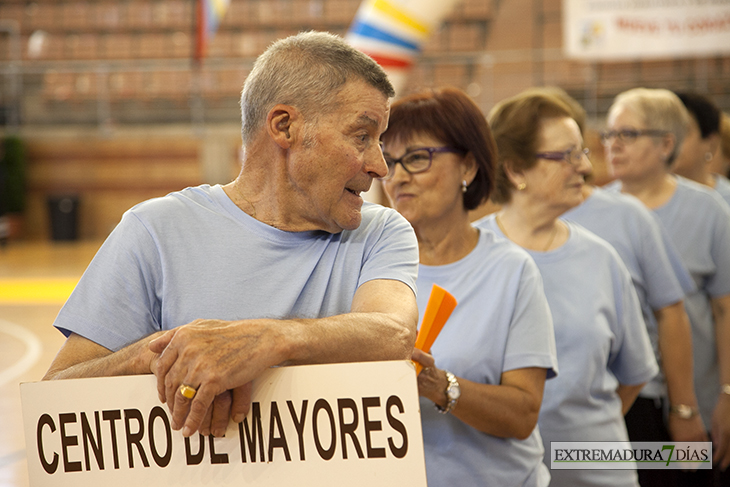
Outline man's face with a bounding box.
[288,80,390,233]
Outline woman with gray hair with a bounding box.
[604,87,730,484]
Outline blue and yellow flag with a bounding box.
[346,0,459,94]
[195,0,230,61]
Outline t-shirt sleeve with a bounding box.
[502,257,559,379]
[706,198,730,298]
[53,210,163,351]
[652,212,697,296]
[357,207,419,297]
[637,212,690,309]
[608,253,659,385]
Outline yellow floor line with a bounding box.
[0,278,79,304]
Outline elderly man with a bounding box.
[43,32,419,440]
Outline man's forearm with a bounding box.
[282,311,416,366]
[43,332,161,380]
[282,278,417,366]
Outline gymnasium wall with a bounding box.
[1,0,728,239]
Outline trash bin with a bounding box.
[47,194,79,241]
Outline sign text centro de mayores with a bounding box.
[21,361,428,487]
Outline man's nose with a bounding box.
[366,145,389,179]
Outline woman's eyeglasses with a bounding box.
[534,147,590,167]
[381,147,464,181]
[600,129,669,146]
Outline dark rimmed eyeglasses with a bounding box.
[534,147,590,167]
[600,129,670,146]
[381,146,464,181]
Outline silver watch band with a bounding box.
[435,370,460,414]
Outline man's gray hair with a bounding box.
[240,31,395,146]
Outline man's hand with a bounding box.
[199,385,252,437]
[149,319,285,437]
[149,280,417,437]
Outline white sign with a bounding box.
[563,0,730,60]
[21,361,427,486]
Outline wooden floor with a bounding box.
[0,240,102,487]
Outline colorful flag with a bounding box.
[346,0,459,94]
[195,0,231,61]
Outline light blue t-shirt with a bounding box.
[610,176,730,428]
[713,173,730,206]
[418,229,558,487]
[475,216,657,487]
[562,186,691,398]
[54,185,419,351]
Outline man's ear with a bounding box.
[266,104,301,149]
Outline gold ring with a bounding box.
[179,384,197,399]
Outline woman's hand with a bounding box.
[412,348,448,408]
[668,413,708,443]
[412,348,549,439]
[712,395,730,470]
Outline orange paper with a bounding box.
[413,284,457,374]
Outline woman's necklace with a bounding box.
[496,214,558,252]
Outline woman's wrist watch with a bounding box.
[435,371,461,414]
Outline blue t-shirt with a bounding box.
[54,185,419,350]
[475,216,657,487]
[418,229,558,487]
[562,186,690,398]
[713,173,730,206]
[609,176,730,428]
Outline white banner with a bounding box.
[21,361,427,487]
[563,0,730,60]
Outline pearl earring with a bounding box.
[462,180,468,193]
